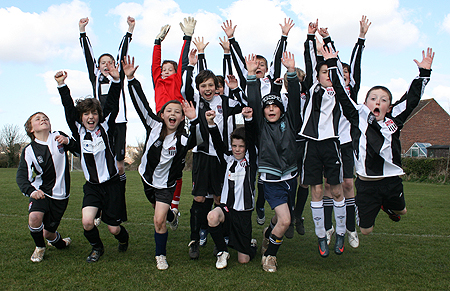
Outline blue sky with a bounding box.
[1,0,449,146]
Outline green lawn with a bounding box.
[1,168,449,290]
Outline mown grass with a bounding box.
[1,168,449,290]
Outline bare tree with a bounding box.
[0,124,26,168]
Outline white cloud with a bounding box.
[443,13,450,35]
[0,0,91,63]
[289,0,420,52]
[41,69,93,104]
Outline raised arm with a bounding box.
[79,17,97,89]
[181,49,198,105]
[348,16,371,97]
[282,51,302,132]
[323,47,359,125]
[391,48,434,124]
[179,17,196,75]
[269,18,293,81]
[116,16,135,79]
[220,36,233,96]
[245,54,263,125]
[152,24,171,87]
[223,20,248,91]
[304,20,319,89]
[193,37,208,72]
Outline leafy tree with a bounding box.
[0,124,26,168]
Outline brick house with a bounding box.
[400,98,450,155]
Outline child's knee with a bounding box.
[207,211,219,227]
[153,216,166,229]
[82,218,94,231]
[28,212,43,228]
[397,208,407,215]
[107,225,120,235]
[193,196,205,203]
[360,227,373,235]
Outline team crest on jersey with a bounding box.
[223,205,229,212]
[326,87,335,96]
[217,105,223,114]
[301,93,306,100]
[385,119,398,132]
[95,129,101,137]
[199,103,204,110]
[345,86,351,96]
[168,146,177,156]
[28,201,33,211]
[280,121,286,132]
[263,77,269,83]
[240,158,248,168]
[57,144,64,154]
[154,140,162,148]
[367,114,376,124]
[37,155,44,164]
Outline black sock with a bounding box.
[323,197,334,230]
[264,234,282,256]
[190,200,204,241]
[209,224,227,252]
[49,232,67,249]
[84,226,103,249]
[294,186,309,220]
[265,219,276,239]
[166,208,175,222]
[346,198,356,232]
[114,225,129,243]
[29,224,45,248]
[256,180,265,209]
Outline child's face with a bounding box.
[231,138,246,160]
[30,113,51,135]
[215,83,224,96]
[160,103,184,134]
[256,58,268,79]
[199,78,216,101]
[318,64,332,88]
[162,63,176,79]
[264,104,281,123]
[99,56,114,76]
[343,67,350,86]
[365,89,391,121]
[82,110,100,131]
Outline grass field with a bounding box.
[1,168,449,290]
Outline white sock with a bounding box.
[311,201,325,238]
[334,199,346,236]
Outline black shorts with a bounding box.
[302,139,343,185]
[142,179,175,205]
[191,153,223,197]
[340,142,354,179]
[219,205,253,256]
[113,123,127,161]
[28,197,69,233]
[296,139,306,169]
[355,176,405,229]
[83,175,127,226]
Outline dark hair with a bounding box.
[230,126,245,147]
[255,55,268,68]
[215,75,225,88]
[158,100,186,140]
[195,69,218,90]
[24,112,49,140]
[315,60,327,75]
[98,53,115,64]
[342,62,350,74]
[365,86,393,105]
[75,98,104,123]
[162,60,178,72]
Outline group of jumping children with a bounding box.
[16,14,434,273]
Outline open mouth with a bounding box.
[373,108,380,116]
[204,91,212,98]
[168,117,176,125]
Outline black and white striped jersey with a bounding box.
[301,34,341,141]
[59,81,121,184]
[323,36,366,144]
[16,131,78,200]
[182,65,242,156]
[228,35,286,98]
[209,124,256,211]
[128,78,201,189]
[79,31,131,123]
[328,57,431,178]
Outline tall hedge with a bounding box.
[402,157,449,184]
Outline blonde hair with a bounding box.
[24,112,49,140]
